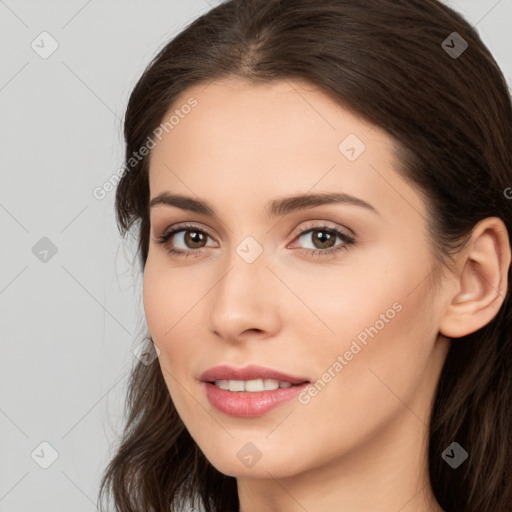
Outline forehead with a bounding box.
[147,77,427,224]
[162,77,382,148]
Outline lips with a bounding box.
[199,364,310,385]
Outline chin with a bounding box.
[199,442,311,479]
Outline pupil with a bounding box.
[315,230,334,248]
[187,231,204,248]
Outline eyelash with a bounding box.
[154,222,356,259]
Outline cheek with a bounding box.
[142,259,198,405]
[280,247,427,352]
[298,245,437,389]
[142,263,169,340]
[142,253,196,341]
[308,266,438,424]
[142,254,211,386]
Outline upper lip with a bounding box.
[199,364,310,384]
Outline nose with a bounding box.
[207,247,281,343]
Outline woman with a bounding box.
[98,1,512,511]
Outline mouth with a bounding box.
[199,364,311,389]
[206,378,309,392]
[199,364,311,416]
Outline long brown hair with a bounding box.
[98,1,512,510]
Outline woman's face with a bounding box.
[143,78,450,479]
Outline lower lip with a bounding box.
[202,381,309,417]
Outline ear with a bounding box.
[439,217,511,338]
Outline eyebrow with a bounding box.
[149,191,379,218]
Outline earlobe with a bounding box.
[439,217,511,339]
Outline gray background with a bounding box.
[1,1,511,510]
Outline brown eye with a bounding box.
[309,229,337,249]
[291,224,356,257]
[155,223,217,258]
[182,230,207,249]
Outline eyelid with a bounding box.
[288,219,355,241]
[157,221,215,238]
[155,219,356,257]
[156,220,352,243]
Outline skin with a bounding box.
[143,77,510,512]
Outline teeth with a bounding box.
[213,379,296,392]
